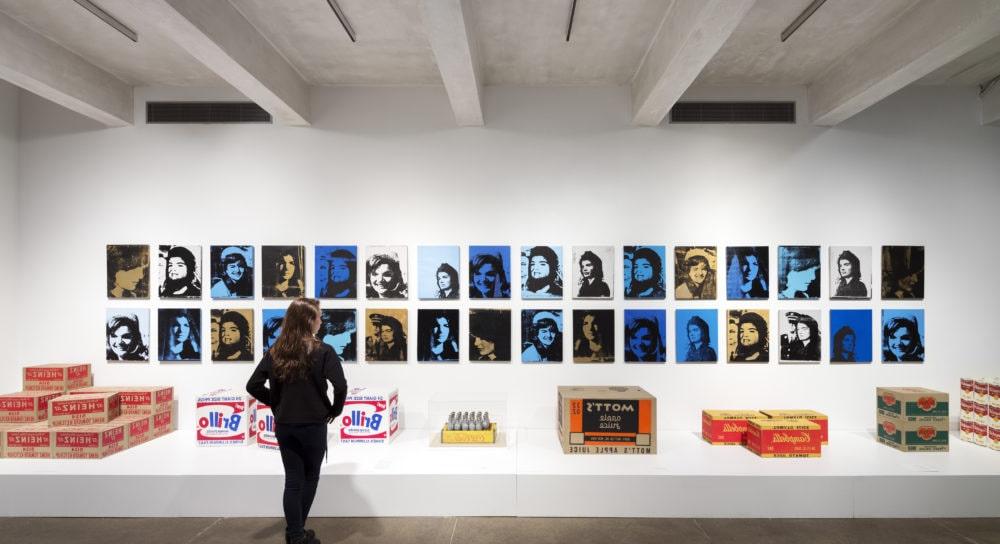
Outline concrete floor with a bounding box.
[1,517,998,544]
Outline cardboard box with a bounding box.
[702,410,767,445]
[152,400,179,439]
[557,386,656,454]
[974,422,988,446]
[338,387,400,444]
[990,424,1000,451]
[960,418,976,443]
[442,423,497,444]
[119,414,153,448]
[746,419,822,458]
[22,363,92,393]
[960,399,975,420]
[991,378,1000,405]
[760,409,829,444]
[0,391,62,423]
[53,422,126,459]
[975,401,989,424]
[876,387,949,422]
[71,386,173,416]
[876,414,948,452]
[196,390,256,446]
[5,422,53,458]
[48,392,121,427]
[960,378,975,401]
[974,379,989,403]
[0,423,24,458]
[255,403,278,450]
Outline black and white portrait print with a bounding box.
[366,246,409,300]
[572,309,614,363]
[210,245,254,299]
[881,246,924,300]
[262,246,305,299]
[158,245,202,299]
[779,310,822,363]
[778,245,821,300]
[674,246,717,300]
[573,246,613,299]
[417,309,460,362]
[107,245,150,299]
[211,308,254,362]
[469,309,511,362]
[830,246,871,299]
[106,309,150,362]
[158,308,201,362]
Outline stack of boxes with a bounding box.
[961,378,999,451]
[702,409,828,458]
[876,387,949,452]
[0,364,176,459]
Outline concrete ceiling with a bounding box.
[920,34,1000,86]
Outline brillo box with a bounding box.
[338,387,400,444]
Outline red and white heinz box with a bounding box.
[0,391,62,423]
[256,403,279,450]
[5,422,53,458]
[22,363,92,393]
[48,392,121,427]
[119,414,153,448]
[0,423,23,458]
[53,422,127,459]
[152,401,178,439]
[72,386,173,416]
[338,387,400,444]
[197,390,256,446]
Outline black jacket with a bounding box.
[246,343,348,425]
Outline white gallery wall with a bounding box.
[9,85,1000,433]
[0,81,17,373]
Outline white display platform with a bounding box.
[2,429,999,518]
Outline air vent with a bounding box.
[670,101,795,124]
[146,102,272,124]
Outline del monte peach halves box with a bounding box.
[876,387,948,452]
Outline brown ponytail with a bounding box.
[271,298,322,382]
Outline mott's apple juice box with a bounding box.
[48,392,121,427]
[196,390,256,446]
[256,403,278,451]
[53,423,126,459]
[339,387,400,444]
[746,419,822,458]
[701,410,767,445]
[760,410,829,444]
[71,386,173,416]
[22,363,92,393]
[5,422,52,458]
[876,387,948,422]
[876,414,949,452]
[0,391,62,423]
[558,386,656,454]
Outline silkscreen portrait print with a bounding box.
[321,309,357,363]
[779,310,822,364]
[106,309,150,362]
[469,309,511,363]
[315,245,357,299]
[572,309,614,363]
[624,245,667,299]
[521,246,564,299]
[881,309,925,363]
[469,245,511,299]
[365,309,408,363]
[830,309,872,363]
[418,245,460,300]
[674,246,717,300]
[881,246,924,300]
[725,246,769,300]
[211,308,254,362]
[417,309,460,363]
[728,309,769,363]
[158,308,201,362]
[778,245,820,300]
[675,309,718,363]
[624,309,666,363]
[107,244,149,299]
[158,245,202,299]
[521,310,563,363]
[366,246,408,300]
[261,309,286,351]
[830,246,871,300]
[262,245,305,299]
[210,245,254,299]
[572,246,613,299]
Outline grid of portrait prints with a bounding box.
[103,243,925,365]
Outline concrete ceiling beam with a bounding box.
[809,0,1000,126]
[982,80,1000,126]
[140,0,310,125]
[630,0,756,127]
[0,10,132,127]
[420,0,484,126]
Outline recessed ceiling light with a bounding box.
[326,0,357,43]
[73,0,137,43]
[566,0,578,42]
[780,0,827,43]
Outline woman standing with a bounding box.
[247,298,348,544]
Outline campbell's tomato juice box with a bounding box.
[0,391,62,423]
[71,386,173,416]
[48,392,121,427]
[196,390,255,446]
[760,409,829,444]
[22,363,92,392]
[256,403,278,450]
[558,386,656,454]
[702,410,767,445]
[5,422,52,458]
[53,423,126,459]
[338,387,400,444]
[746,419,822,458]
[877,414,949,452]
[876,387,948,422]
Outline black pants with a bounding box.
[275,422,327,540]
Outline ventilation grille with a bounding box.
[670,101,796,124]
[146,102,272,124]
